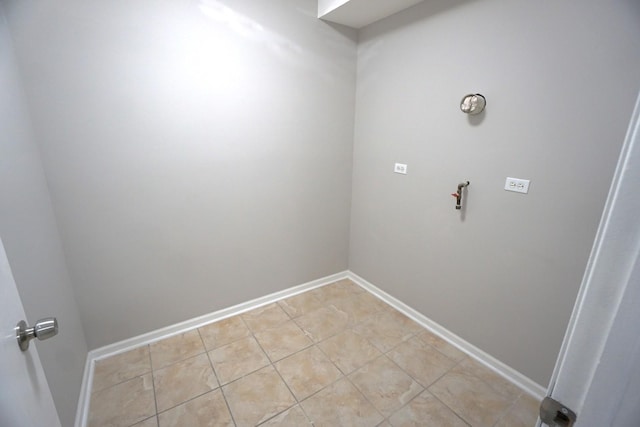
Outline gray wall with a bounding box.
[350,0,640,385]
[0,7,88,426]
[5,0,357,349]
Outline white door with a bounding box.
[0,237,61,427]
[540,92,640,427]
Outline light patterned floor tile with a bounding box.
[92,346,151,392]
[223,365,296,426]
[494,392,540,427]
[158,389,233,427]
[349,355,423,417]
[300,378,384,427]
[153,353,219,412]
[318,329,382,374]
[328,294,382,326]
[278,292,324,318]
[456,357,523,399]
[294,305,350,342]
[88,374,156,427]
[198,316,251,350]
[254,320,312,362]
[387,336,457,387]
[388,390,469,427]
[241,303,290,333]
[309,280,363,304]
[133,416,158,427]
[208,336,270,385]
[150,330,205,369]
[428,363,515,427]
[88,287,536,427]
[275,346,342,400]
[353,310,420,352]
[259,405,311,426]
[417,331,467,362]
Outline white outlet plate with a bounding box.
[505,177,530,194]
[394,163,408,174]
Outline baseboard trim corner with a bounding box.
[346,271,547,400]
[75,270,349,426]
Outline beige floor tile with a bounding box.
[198,316,251,350]
[456,357,523,399]
[494,392,540,427]
[132,416,158,427]
[428,363,514,427]
[310,280,363,304]
[349,355,423,417]
[242,303,290,333]
[318,329,382,374]
[275,346,343,400]
[254,320,312,362]
[357,291,394,312]
[387,336,457,387]
[333,278,365,293]
[150,330,205,369]
[294,305,349,342]
[300,377,384,427]
[353,310,421,353]
[388,390,469,427]
[93,346,151,392]
[153,353,219,412]
[88,374,156,427]
[223,365,296,426]
[158,389,233,427]
[377,422,392,427]
[259,405,311,426]
[329,294,382,326]
[417,331,467,362]
[278,292,324,318]
[208,336,270,384]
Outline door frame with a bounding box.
[539,91,640,426]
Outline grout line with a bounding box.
[342,374,385,422]
[428,390,473,427]
[198,328,238,427]
[147,344,160,427]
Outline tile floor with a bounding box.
[87,279,540,427]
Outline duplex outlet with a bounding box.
[394,163,408,175]
[505,177,530,194]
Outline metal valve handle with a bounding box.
[16,317,58,351]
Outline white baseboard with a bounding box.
[75,268,546,426]
[74,270,349,426]
[347,271,546,400]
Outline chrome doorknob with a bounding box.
[16,317,58,351]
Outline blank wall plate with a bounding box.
[505,177,530,193]
[394,163,407,174]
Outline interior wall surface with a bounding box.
[349,0,640,386]
[4,0,358,349]
[0,6,88,425]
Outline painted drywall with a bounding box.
[5,0,357,349]
[0,7,88,426]
[350,0,640,386]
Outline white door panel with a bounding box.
[0,237,60,427]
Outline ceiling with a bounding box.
[318,0,426,29]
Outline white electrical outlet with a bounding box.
[504,177,530,194]
[394,163,407,175]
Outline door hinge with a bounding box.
[539,396,577,427]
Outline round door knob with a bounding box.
[16,317,59,351]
